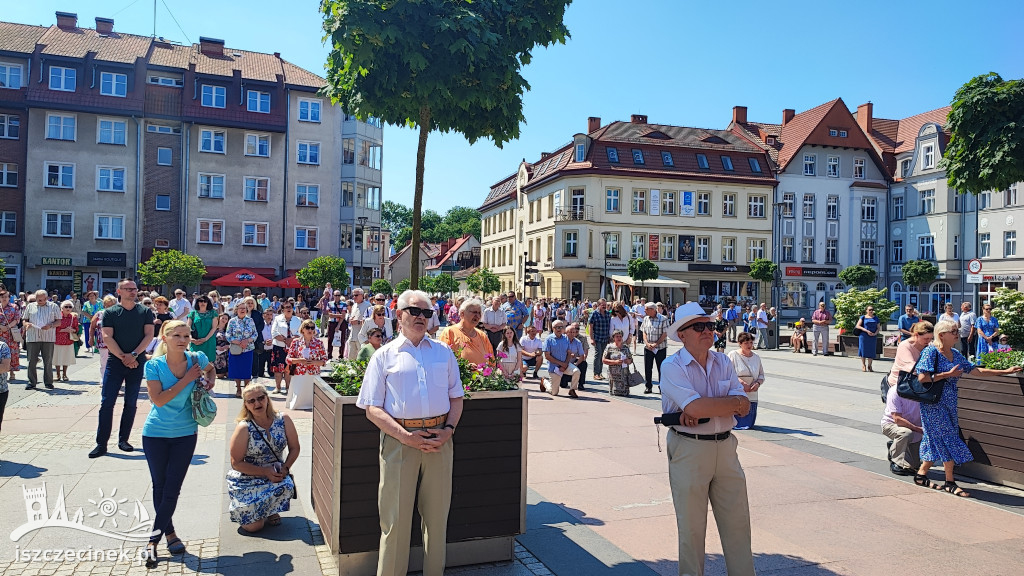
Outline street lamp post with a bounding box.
[772,202,785,351]
[357,216,368,290]
[600,231,610,300]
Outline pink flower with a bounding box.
[481,367,493,376]
[497,351,508,359]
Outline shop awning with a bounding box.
[610,274,690,288]
[209,268,279,288]
[277,275,307,289]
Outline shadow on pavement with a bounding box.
[0,461,47,478]
[215,552,296,575]
[750,426,822,437]
[643,553,848,576]
[190,453,210,466]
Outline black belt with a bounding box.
[673,429,731,441]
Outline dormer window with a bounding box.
[696,154,709,169]
[606,147,619,163]
[839,130,848,137]
[829,129,837,137]
[631,149,644,165]
[721,156,734,171]
[661,151,674,167]
[575,143,585,163]
[748,158,762,173]
[766,136,776,145]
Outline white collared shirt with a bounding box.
[270,314,303,347]
[357,333,464,419]
[660,347,747,435]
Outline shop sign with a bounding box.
[47,269,73,277]
[648,235,660,260]
[606,262,627,270]
[983,274,1022,281]
[680,191,695,217]
[236,272,255,282]
[87,252,127,267]
[677,235,695,262]
[649,189,661,216]
[73,270,83,293]
[687,263,751,274]
[42,257,72,266]
[785,266,838,278]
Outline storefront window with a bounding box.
[980,281,1020,306]
[698,280,745,307]
[782,281,808,308]
[928,282,953,315]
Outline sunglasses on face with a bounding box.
[401,306,435,318]
[681,322,716,334]
[246,394,267,405]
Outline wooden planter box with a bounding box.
[838,335,885,357]
[882,346,898,359]
[955,372,1024,490]
[311,377,528,575]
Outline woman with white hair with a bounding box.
[439,297,494,365]
[913,320,1022,497]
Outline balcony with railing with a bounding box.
[555,205,594,222]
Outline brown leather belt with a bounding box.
[394,414,448,429]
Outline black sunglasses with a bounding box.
[680,322,716,334]
[246,394,267,405]
[401,306,435,318]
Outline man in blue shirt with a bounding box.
[897,304,919,342]
[504,292,529,338]
[542,320,583,397]
[724,303,739,342]
[588,299,611,380]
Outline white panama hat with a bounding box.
[668,302,711,343]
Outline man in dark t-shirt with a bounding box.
[90,279,155,458]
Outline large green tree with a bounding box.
[945,73,1024,194]
[430,273,459,296]
[322,0,572,288]
[381,200,413,235]
[296,256,350,294]
[902,260,939,305]
[627,258,659,300]
[137,250,206,290]
[838,265,878,289]
[370,278,394,296]
[466,268,501,296]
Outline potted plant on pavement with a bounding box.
[831,288,898,357]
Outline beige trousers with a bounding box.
[667,431,755,576]
[376,430,454,576]
[881,422,921,470]
[549,364,579,395]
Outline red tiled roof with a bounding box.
[730,121,783,164]
[869,117,900,154]
[281,59,325,89]
[775,98,841,169]
[894,107,950,154]
[194,46,282,82]
[38,25,152,64]
[426,234,473,269]
[148,40,192,69]
[480,172,517,211]
[0,22,47,54]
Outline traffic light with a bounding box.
[523,255,540,287]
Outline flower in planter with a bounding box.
[324,359,368,396]
[454,347,520,396]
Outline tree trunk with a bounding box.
[409,106,431,290]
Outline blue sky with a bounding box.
[9,1,1024,213]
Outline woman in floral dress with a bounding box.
[213,314,231,380]
[974,304,1000,358]
[0,290,22,381]
[601,330,634,396]
[284,319,326,410]
[227,383,298,533]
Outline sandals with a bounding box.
[166,536,186,554]
[266,514,282,526]
[914,474,938,489]
[144,542,158,569]
[940,481,970,498]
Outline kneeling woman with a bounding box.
[142,320,216,568]
[227,383,299,532]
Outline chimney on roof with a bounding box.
[732,106,747,125]
[782,109,796,126]
[630,114,648,124]
[857,102,873,135]
[199,36,225,57]
[95,17,114,34]
[55,11,77,30]
[587,116,601,133]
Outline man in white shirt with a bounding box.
[170,289,191,320]
[270,303,303,394]
[519,325,545,380]
[482,297,507,351]
[753,305,769,349]
[959,301,977,356]
[357,290,463,576]
[347,289,373,360]
[881,385,923,476]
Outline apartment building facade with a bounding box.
[480,115,777,304]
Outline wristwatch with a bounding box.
[444,424,455,432]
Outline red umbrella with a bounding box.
[210,268,279,288]
[277,274,307,289]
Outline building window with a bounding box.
[99,72,127,97]
[920,189,935,214]
[297,141,320,165]
[918,236,935,260]
[892,240,904,263]
[892,195,904,220]
[953,192,963,213]
[97,167,125,192]
[861,197,876,222]
[781,193,794,217]
[631,234,645,259]
[696,153,709,169]
[661,235,675,260]
[245,133,270,157]
[854,158,865,179]
[342,138,355,164]
[803,154,816,176]
[201,85,226,108]
[0,163,18,187]
[197,219,224,244]
[829,129,838,137]
[696,236,710,261]
[662,151,674,166]
[697,192,710,215]
[605,233,619,258]
[1006,183,1019,207]
[0,114,19,139]
[200,129,225,153]
[156,194,171,211]
[43,211,73,237]
[244,177,269,202]
[606,188,620,212]
[606,147,619,163]
[366,186,381,210]
[662,191,676,215]
[721,156,734,171]
[632,189,646,214]
[723,193,735,217]
[296,184,319,207]
[801,238,814,263]
[198,173,225,198]
[49,66,76,91]
[901,159,912,178]
[826,195,839,219]
[722,237,735,263]
[157,147,172,166]
[148,75,182,87]
[802,194,815,219]
[341,182,353,206]
[0,63,23,89]
[923,143,935,169]
[243,222,269,246]
[44,162,74,189]
[631,149,644,165]
[825,239,838,264]
[575,143,585,163]
[747,195,766,218]
[827,155,839,177]
[0,211,15,235]
[98,119,126,145]
[1006,231,1017,257]
[979,190,991,210]
[780,236,794,261]
[861,241,877,265]
[359,140,382,169]
[748,238,765,261]
[979,233,991,258]
[95,215,125,240]
[47,114,76,140]
[298,99,321,122]
[147,123,176,134]
[748,157,762,173]
[340,224,351,250]
[564,231,578,257]
[246,90,270,113]
[840,130,848,137]
[954,235,960,260]
[295,227,319,250]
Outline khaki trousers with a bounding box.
[667,432,754,576]
[881,422,921,470]
[549,364,579,395]
[376,430,454,576]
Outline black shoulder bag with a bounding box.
[250,420,297,499]
[896,346,946,405]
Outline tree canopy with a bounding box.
[322,0,571,288]
[296,256,350,293]
[466,268,501,295]
[137,250,206,289]
[945,73,1024,194]
[838,265,878,289]
[392,205,483,248]
[747,259,778,284]
[430,273,459,296]
[370,278,393,296]
[902,260,939,291]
